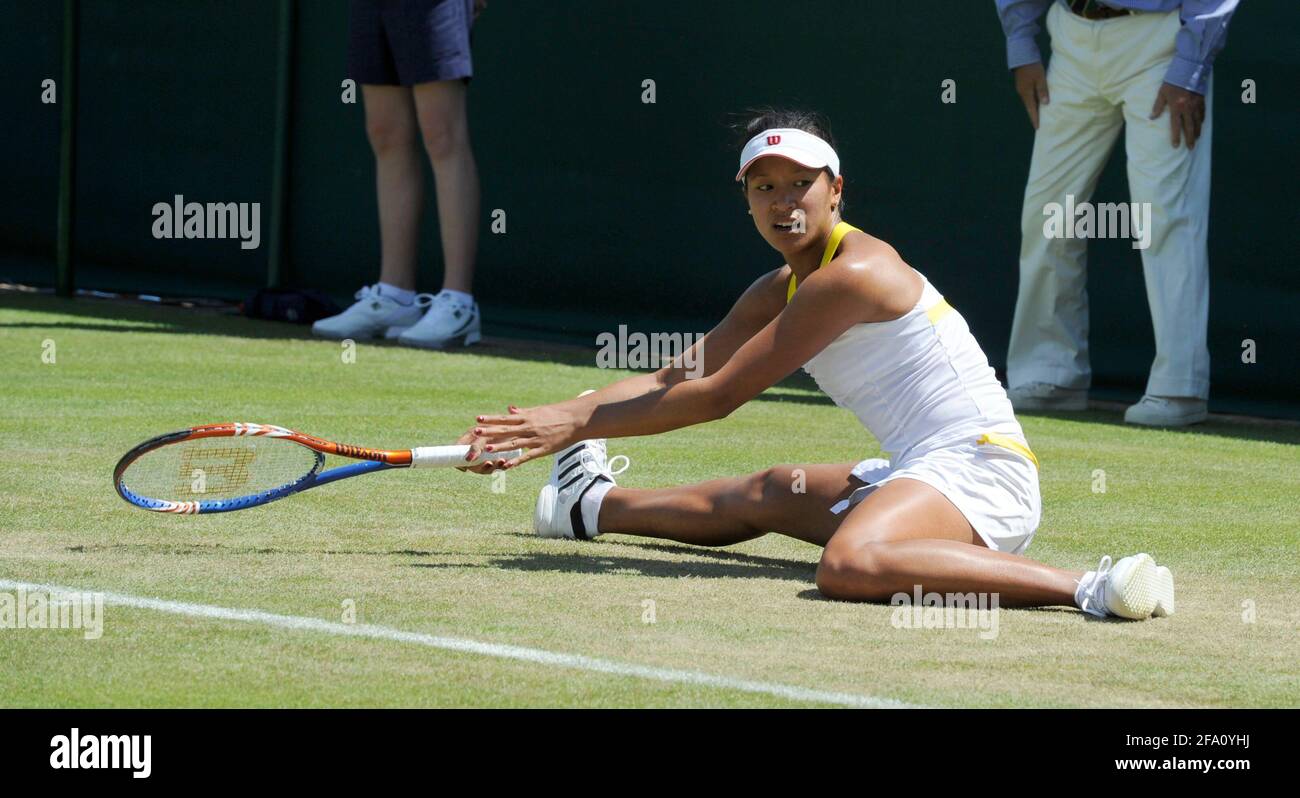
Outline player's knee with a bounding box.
[814,550,856,599]
[757,465,801,504]
[749,465,802,523]
[713,468,776,530]
[722,467,780,510]
[815,542,888,600]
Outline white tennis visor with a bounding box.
[735,128,840,182]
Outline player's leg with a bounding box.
[597,463,863,547]
[814,477,1081,606]
[363,85,425,291]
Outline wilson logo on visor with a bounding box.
[766,135,781,145]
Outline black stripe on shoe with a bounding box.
[558,472,586,493]
[557,444,585,468]
[557,459,584,483]
[569,476,610,541]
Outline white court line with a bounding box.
[0,578,914,709]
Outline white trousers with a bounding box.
[1007,2,1212,400]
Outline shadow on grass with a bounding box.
[795,589,834,602]
[6,291,1297,439]
[0,290,834,404]
[66,538,819,585]
[596,536,820,567]
[407,533,819,582]
[66,543,443,557]
[793,589,1119,620]
[1013,406,1300,447]
[0,291,296,339]
[56,543,1183,619]
[408,550,816,583]
[0,321,180,334]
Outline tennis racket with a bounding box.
[113,422,521,514]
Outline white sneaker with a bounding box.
[396,291,481,349]
[534,438,629,540]
[311,285,433,340]
[1124,395,1208,427]
[1007,382,1088,411]
[1076,553,1175,620]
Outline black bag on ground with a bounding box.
[242,288,342,324]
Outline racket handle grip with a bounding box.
[410,445,525,468]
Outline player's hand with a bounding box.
[1013,62,1050,130]
[472,0,487,22]
[453,427,507,474]
[1150,82,1205,149]
[467,404,578,469]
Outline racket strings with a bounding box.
[120,437,322,502]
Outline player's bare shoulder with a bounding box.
[737,263,794,323]
[823,229,923,322]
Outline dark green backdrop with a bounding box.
[2,1,1296,412]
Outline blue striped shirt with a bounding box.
[994,0,1239,94]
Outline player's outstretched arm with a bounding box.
[467,263,870,469]
[458,268,784,471]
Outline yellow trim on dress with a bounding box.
[786,221,860,303]
[977,432,1040,469]
[926,298,954,324]
[785,223,955,327]
[784,222,1033,469]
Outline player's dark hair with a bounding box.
[729,107,845,215]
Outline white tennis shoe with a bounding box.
[311,285,433,340]
[1076,553,1175,620]
[534,438,628,541]
[1007,382,1088,411]
[397,291,481,349]
[1124,395,1208,427]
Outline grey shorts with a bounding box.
[348,0,475,86]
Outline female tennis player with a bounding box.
[462,109,1174,620]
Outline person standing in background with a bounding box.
[314,0,488,349]
[996,0,1238,426]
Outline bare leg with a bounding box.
[599,464,1084,608]
[361,85,424,291]
[412,80,479,295]
[816,478,1082,607]
[599,464,865,548]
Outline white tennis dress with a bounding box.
[797,222,1041,553]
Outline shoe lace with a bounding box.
[432,290,472,309]
[353,285,434,309]
[1078,555,1113,617]
[578,444,629,480]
